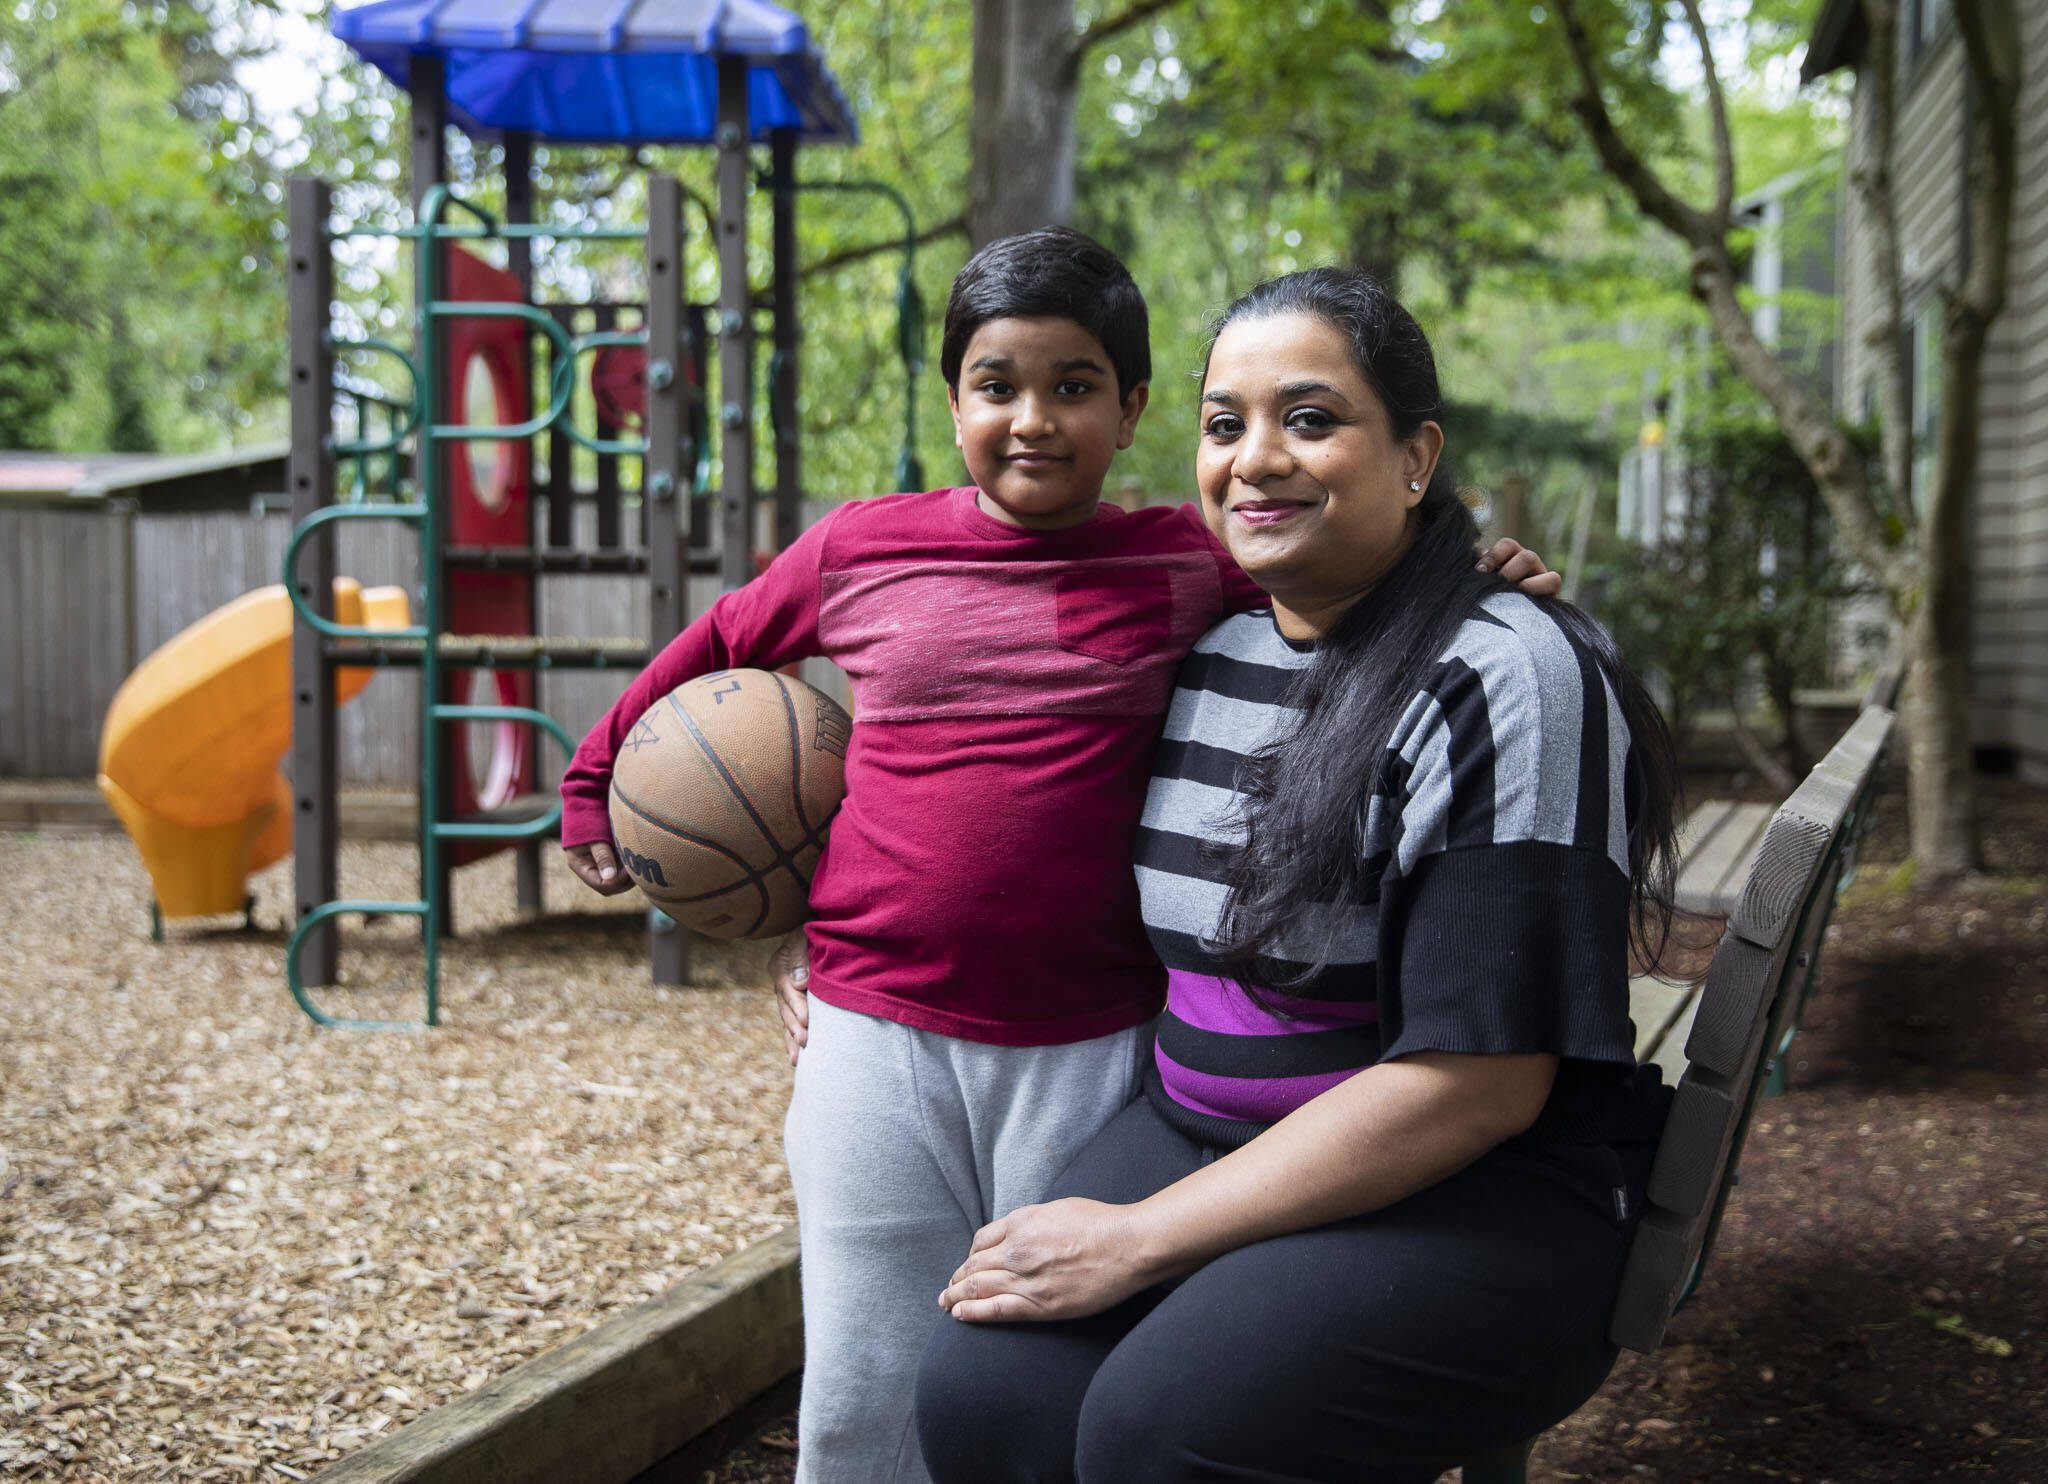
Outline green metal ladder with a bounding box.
[282,183,671,1029]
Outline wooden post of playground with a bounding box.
[645,174,691,989]
[410,54,457,940]
[288,176,340,987]
[503,131,547,918]
[714,56,754,596]
[770,128,801,555]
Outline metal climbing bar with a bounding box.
[284,901,431,1031]
[331,336,424,460]
[427,703,575,841]
[281,702,577,1029]
[415,299,652,456]
[284,0,846,1011]
[283,505,431,639]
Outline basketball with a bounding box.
[606,669,851,939]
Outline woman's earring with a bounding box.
[1407,480,1421,492]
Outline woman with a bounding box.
[912,268,1680,1484]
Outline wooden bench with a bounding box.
[1460,700,1896,1483]
[1660,652,1899,925]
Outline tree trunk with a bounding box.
[968,0,1080,248]
[1902,599,1979,878]
[1342,159,1404,297]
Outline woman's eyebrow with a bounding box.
[1203,380,1351,407]
[1277,379,1350,402]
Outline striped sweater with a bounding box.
[1135,594,1663,1150]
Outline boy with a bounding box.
[561,227,1551,1482]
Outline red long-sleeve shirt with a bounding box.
[561,486,1263,1046]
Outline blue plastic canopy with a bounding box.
[332,0,858,145]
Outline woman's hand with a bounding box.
[564,841,636,896]
[939,1198,1155,1324]
[769,933,811,1066]
[1480,537,1563,598]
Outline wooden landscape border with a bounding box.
[315,1227,801,1484]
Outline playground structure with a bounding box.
[282,1,877,1028]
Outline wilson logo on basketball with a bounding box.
[813,701,851,760]
[617,843,670,888]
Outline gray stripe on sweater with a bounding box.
[1134,865,1378,962]
[1141,774,1246,843]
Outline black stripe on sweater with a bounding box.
[1175,645,1302,706]
[1151,736,1255,793]
[1156,1012,1383,1080]
[1434,657,1498,850]
[1568,619,1611,853]
[1143,925,1380,1000]
[1135,825,1235,887]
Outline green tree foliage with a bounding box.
[0,0,290,452]
[0,0,1839,552]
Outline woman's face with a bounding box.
[1196,311,1442,637]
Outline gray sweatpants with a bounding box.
[783,996,1153,1484]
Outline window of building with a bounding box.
[1906,0,1952,68]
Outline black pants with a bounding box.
[914,1093,1649,1484]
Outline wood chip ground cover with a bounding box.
[0,835,793,1480]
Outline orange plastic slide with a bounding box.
[98,579,411,919]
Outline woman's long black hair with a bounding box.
[1204,268,1682,994]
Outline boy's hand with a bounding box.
[1479,538,1562,598]
[565,841,637,896]
[770,933,811,1066]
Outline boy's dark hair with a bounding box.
[940,226,1151,399]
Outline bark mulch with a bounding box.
[0,838,796,1480]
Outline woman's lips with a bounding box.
[1231,500,1312,527]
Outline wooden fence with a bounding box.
[0,502,839,786]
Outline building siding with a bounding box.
[2008,0,2048,780]
[1831,0,2048,782]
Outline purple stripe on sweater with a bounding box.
[1165,968,1379,1037]
[1154,1044,1358,1124]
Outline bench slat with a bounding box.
[1609,1211,1693,1353]
[1725,781,1856,951]
[1673,801,1773,916]
[1648,939,1779,1219]
[1647,988,1701,1088]
[1672,798,1734,863]
[1628,976,1693,1063]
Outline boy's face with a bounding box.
[947,316,1149,531]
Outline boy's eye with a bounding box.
[978,379,1014,398]
[1056,379,1094,397]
